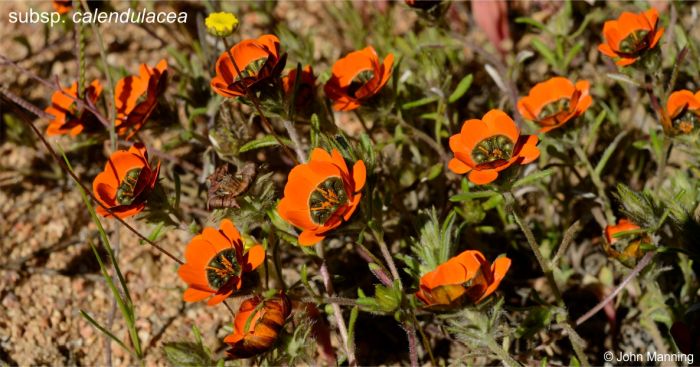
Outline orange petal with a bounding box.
[202,227,234,253]
[245,245,266,271]
[483,109,519,143]
[469,169,499,185]
[517,135,540,164]
[666,90,696,118]
[475,256,511,303]
[299,230,325,246]
[220,219,243,244]
[183,287,212,303]
[352,160,366,193]
[448,158,472,175]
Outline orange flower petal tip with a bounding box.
[277,148,366,246]
[177,219,265,305]
[447,109,540,185]
[324,46,394,111]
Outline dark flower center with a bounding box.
[116,168,142,205]
[206,248,241,290]
[672,109,699,134]
[537,98,571,122]
[472,135,514,167]
[347,70,375,98]
[308,177,349,225]
[232,56,268,83]
[618,29,651,56]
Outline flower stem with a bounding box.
[316,243,357,366]
[370,226,401,285]
[220,36,299,165]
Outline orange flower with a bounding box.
[666,90,700,134]
[52,0,71,14]
[282,65,316,108]
[177,219,265,306]
[603,219,649,267]
[598,8,664,66]
[517,77,592,133]
[416,250,511,309]
[45,80,102,137]
[224,293,292,359]
[324,46,394,111]
[211,34,286,98]
[114,59,168,140]
[277,148,366,246]
[92,143,160,219]
[448,109,540,185]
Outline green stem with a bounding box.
[370,226,401,285]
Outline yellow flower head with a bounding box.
[205,12,239,37]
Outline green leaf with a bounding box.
[80,310,136,358]
[515,17,549,33]
[421,163,443,181]
[402,96,438,110]
[531,38,558,68]
[163,342,212,367]
[450,191,499,202]
[240,135,293,153]
[562,41,584,69]
[512,168,555,188]
[448,74,473,103]
[594,131,628,176]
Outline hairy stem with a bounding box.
[316,244,357,366]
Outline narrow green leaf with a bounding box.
[239,135,293,153]
[402,96,438,110]
[450,191,498,202]
[80,310,136,358]
[512,168,556,188]
[448,74,473,103]
[531,39,558,68]
[515,17,549,33]
[594,131,628,176]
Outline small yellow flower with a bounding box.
[205,12,239,37]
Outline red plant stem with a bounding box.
[219,37,300,165]
[576,251,654,326]
[1,88,184,265]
